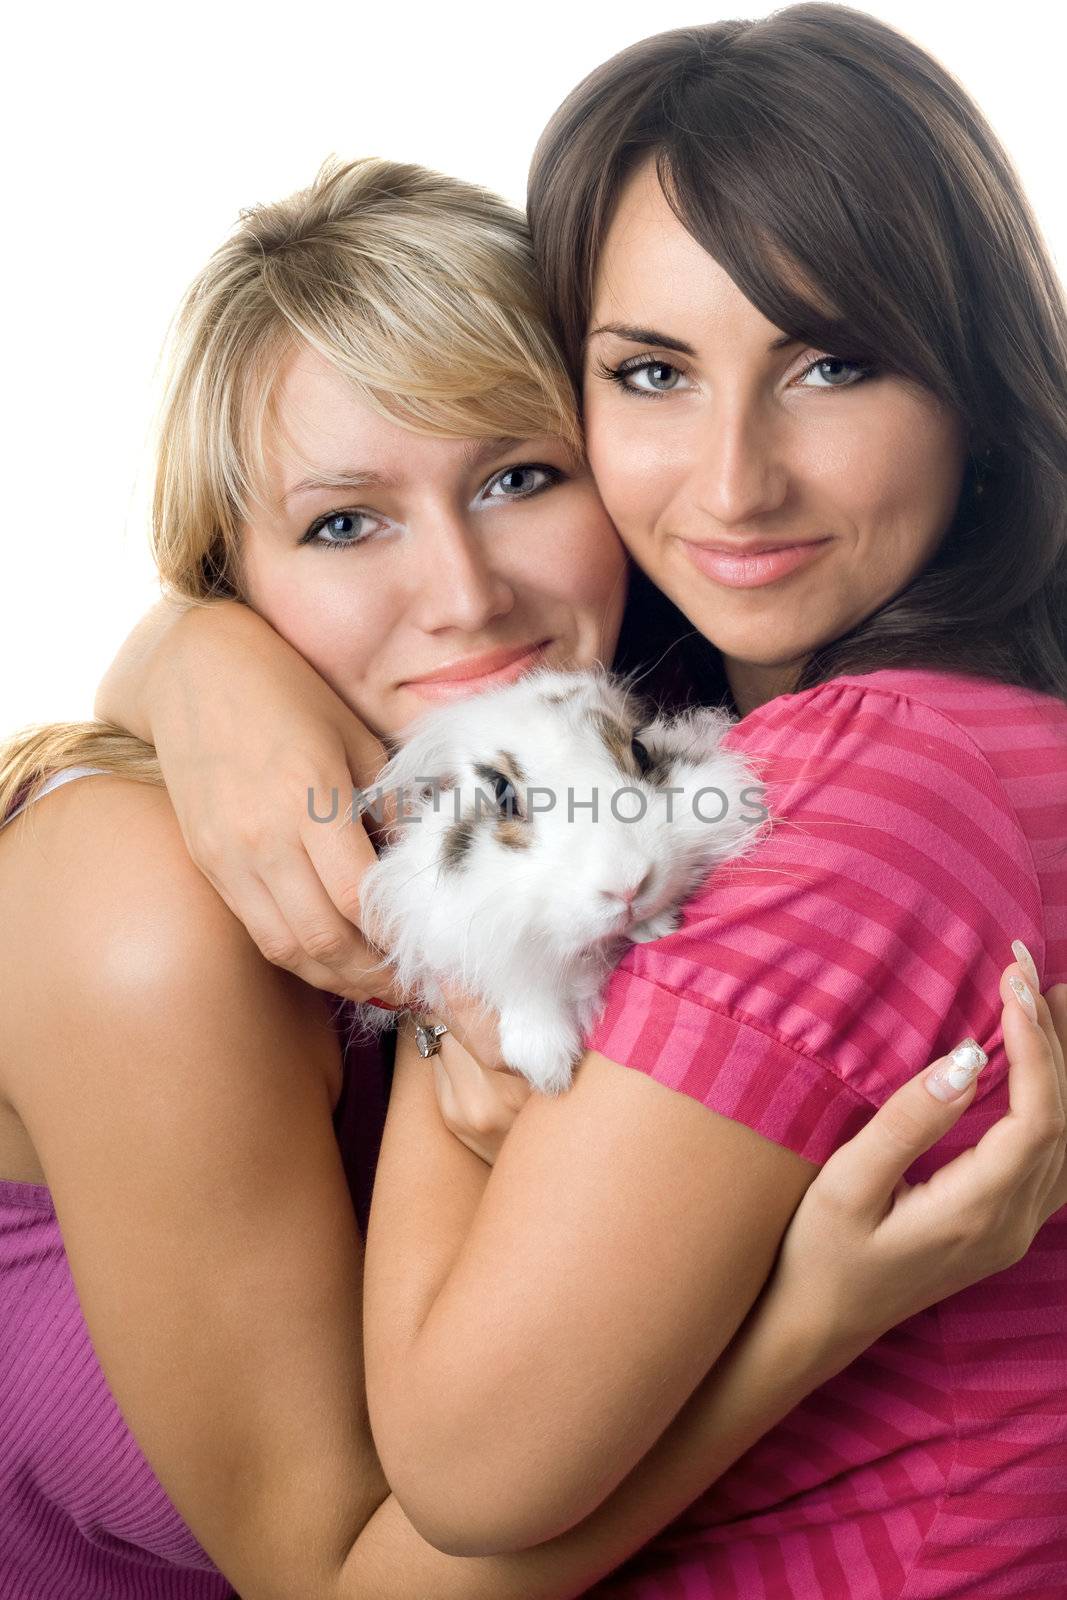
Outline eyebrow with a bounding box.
[282,468,395,505]
[280,437,527,507]
[587,322,801,355]
[461,435,529,468]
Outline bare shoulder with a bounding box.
[0,775,383,1590]
[0,774,341,1103]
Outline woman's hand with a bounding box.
[769,951,1067,1353]
[426,985,527,1164]
[96,598,407,1006]
[430,1038,533,1165]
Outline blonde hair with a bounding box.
[1,157,580,826]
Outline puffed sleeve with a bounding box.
[584,676,1043,1163]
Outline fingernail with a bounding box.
[926,1038,989,1102]
[1008,974,1038,1023]
[1011,939,1041,994]
[366,996,403,1012]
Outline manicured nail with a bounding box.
[926,1038,989,1102]
[1011,939,1041,994]
[1008,975,1038,1023]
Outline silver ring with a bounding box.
[414,1018,450,1058]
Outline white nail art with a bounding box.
[1012,939,1041,994]
[953,1036,991,1075]
[926,1038,989,1101]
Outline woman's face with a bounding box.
[583,160,970,712]
[240,345,628,738]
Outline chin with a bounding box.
[709,631,823,668]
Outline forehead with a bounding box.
[266,346,425,476]
[593,161,741,323]
[592,157,831,346]
[261,345,550,505]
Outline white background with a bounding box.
[2,0,1062,733]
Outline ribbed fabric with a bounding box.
[583,669,1067,1599]
[0,768,388,1599]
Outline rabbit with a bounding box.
[355,663,769,1095]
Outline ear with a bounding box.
[640,705,734,766]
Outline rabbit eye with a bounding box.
[491,771,522,817]
[631,736,653,776]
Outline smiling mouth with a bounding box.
[679,537,832,590]
[402,640,554,698]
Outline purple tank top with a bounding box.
[0,768,389,1598]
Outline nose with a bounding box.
[600,865,655,909]
[690,399,788,527]
[412,512,515,632]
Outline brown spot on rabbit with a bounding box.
[589,710,636,772]
[442,815,476,871]
[495,816,532,851]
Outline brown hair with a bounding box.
[528,3,1067,705]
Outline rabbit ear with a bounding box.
[639,705,734,765]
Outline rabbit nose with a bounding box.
[601,866,655,908]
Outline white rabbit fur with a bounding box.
[357,664,767,1094]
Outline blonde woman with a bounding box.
[2,68,1066,1600]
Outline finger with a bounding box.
[337,717,390,797]
[301,798,381,927]
[1043,1146,1067,1223]
[941,971,1067,1222]
[224,862,403,1004]
[200,863,356,993]
[432,1051,500,1142]
[815,1037,988,1223]
[992,962,1067,1160]
[1047,985,1067,1064]
[251,844,405,1003]
[432,1057,462,1130]
[300,811,407,1004]
[1001,961,1064,1106]
[436,983,504,1070]
[1035,983,1067,1219]
[1041,981,1066,1096]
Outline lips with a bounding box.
[403,640,553,701]
[680,538,832,591]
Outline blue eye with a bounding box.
[629,361,683,393]
[301,509,383,550]
[482,464,561,502]
[597,357,690,398]
[797,356,875,389]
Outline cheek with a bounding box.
[559,516,628,607]
[818,393,967,559]
[240,543,389,697]
[521,487,630,605]
[583,393,686,541]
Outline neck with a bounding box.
[725,655,808,718]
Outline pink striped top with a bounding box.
[582,668,1067,1600]
[0,769,388,1599]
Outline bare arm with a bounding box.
[94,596,405,1005]
[2,776,390,1599]
[346,1260,851,1598]
[365,1026,823,1555]
[94,593,195,739]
